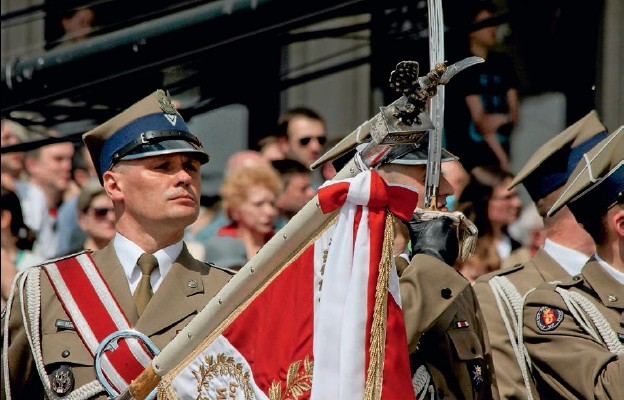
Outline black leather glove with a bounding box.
[405,215,459,265]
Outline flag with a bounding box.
[157,170,418,400]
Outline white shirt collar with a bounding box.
[113,233,183,293]
[543,238,590,276]
[594,253,624,284]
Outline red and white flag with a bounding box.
[159,170,418,400]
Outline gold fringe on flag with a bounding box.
[364,212,395,400]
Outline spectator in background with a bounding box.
[277,107,327,169]
[58,6,95,46]
[190,150,272,246]
[23,138,74,259]
[447,2,520,172]
[504,203,545,268]
[55,144,100,256]
[271,159,315,229]
[1,119,28,192]
[0,120,48,236]
[258,135,285,161]
[1,187,41,308]
[204,166,282,271]
[58,181,115,255]
[458,165,521,273]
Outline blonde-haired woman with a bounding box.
[204,166,282,270]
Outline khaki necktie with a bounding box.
[134,253,159,316]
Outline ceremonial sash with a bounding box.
[159,170,417,399]
[42,252,154,394]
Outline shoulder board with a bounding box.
[475,263,523,283]
[551,274,584,288]
[206,262,237,276]
[35,250,92,268]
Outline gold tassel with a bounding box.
[364,212,395,400]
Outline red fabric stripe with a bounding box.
[46,257,146,385]
[223,245,315,394]
[382,296,415,399]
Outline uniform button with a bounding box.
[188,279,198,288]
[61,350,70,358]
[573,275,581,281]
[441,288,453,299]
[607,294,618,302]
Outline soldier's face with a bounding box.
[377,164,453,210]
[106,153,201,235]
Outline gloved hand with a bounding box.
[405,215,459,265]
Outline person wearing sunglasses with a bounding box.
[276,107,327,169]
[72,181,116,254]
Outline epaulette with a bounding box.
[551,274,585,289]
[33,250,92,268]
[475,263,524,284]
[206,262,237,276]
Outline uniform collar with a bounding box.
[594,253,624,285]
[543,239,590,276]
[113,232,183,292]
[582,260,624,310]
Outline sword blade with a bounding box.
[424,0,445,209]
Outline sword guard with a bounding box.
[94,330,160,399]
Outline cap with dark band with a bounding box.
[355,134,457,167]
[548,126,623,222]
[508,110,607,202]
[83,89,209,183]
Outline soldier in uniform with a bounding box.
[472,110,607,398]
[1,90,234,399]
[521,127,623,398]
[373,140,498,400]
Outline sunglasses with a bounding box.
[91,207,115,218]
[298,136,327,146]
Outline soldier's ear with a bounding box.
[611,205,624,238]
[102,169,123,202]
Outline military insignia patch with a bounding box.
[50,365,74,396]
[156,89,178,115]
[535,306,564,331]
[469,360,484,387]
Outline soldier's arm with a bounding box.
[522,287,624,399]
[399,253,469,352]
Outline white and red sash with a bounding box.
[42,252,154,394]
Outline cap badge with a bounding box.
[164,113,178,126]
[535,306,564,331]
[156,89,177,115]
[50,365,75,396]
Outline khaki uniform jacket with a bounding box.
[400,254,498,400]
[473,248,570,399]
[522,260,624,399]
[1,243,233,400]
